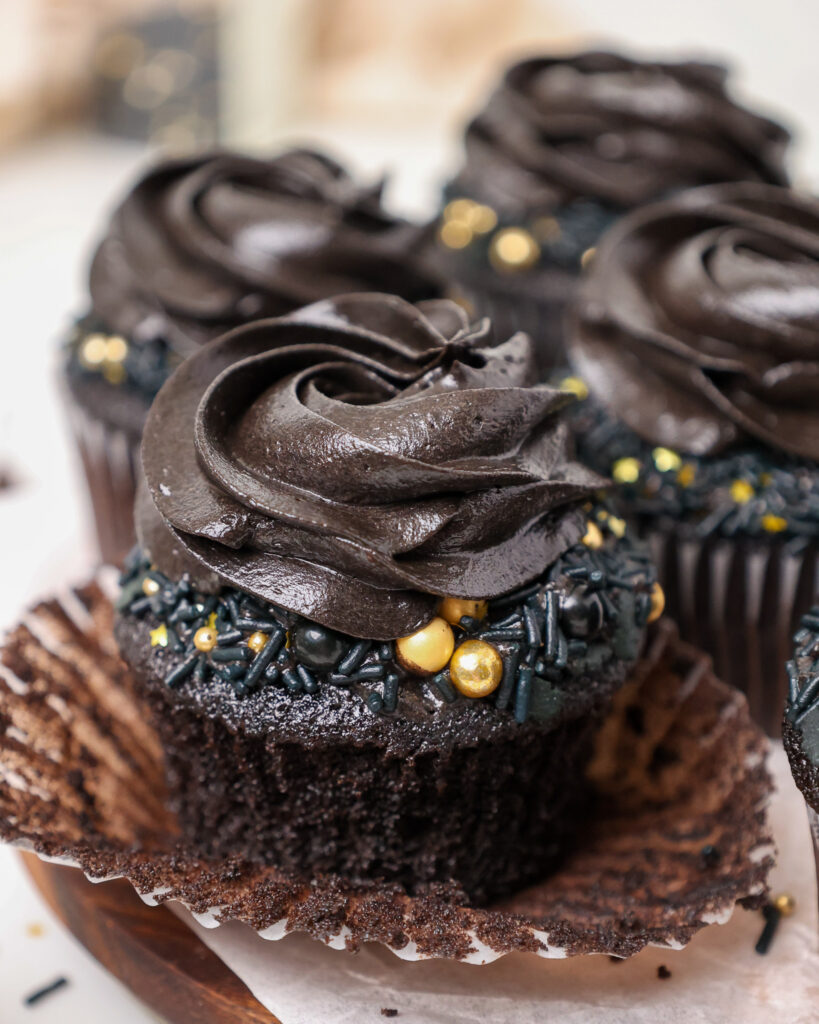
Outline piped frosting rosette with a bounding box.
[138,294,602,639]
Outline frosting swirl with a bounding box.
[138,294,602,638]
[451,52,789,215]
[90,149,440,355]
[569,182,819,460]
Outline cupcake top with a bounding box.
[450,52,790,217]
[566,182,819,539]
[88,148,441,358]
[784,605,819,811]
[138,293,603,639]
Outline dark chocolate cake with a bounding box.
[434,50,791,375]
[63,148,443,564]
[115,293,658,904]
[784,604,819,811]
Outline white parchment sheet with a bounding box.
[177,746,818,1024]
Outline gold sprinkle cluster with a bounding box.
[78,332,129,385]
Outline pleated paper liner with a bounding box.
[0,578,774,963]
[648,528,819,738]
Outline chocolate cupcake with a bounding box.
[64,148,442,565]
[565,181,819,735]
[783,604,819,858]
[114,293,658,904]
[436,51,790,375]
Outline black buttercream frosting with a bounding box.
[451,51,789,215]
[138,293,603,638]
[569,182,819,461]
[89,148,441,355]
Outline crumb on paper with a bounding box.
[381,1010,399,1018]
[657,965,672,980]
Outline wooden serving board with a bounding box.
[22,853,279,1024]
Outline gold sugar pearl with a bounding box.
[105,336,128,363]
[559,375,589,401]
[396,617,454,675]
[607,515,627,539]
[652,447,681,473]
[580,246,597,269]
[193,626,218,652]
[79,334,108,367]
[142,577,160,596]
[582,521,604,550]
[612,457,641,484]
[774,893,796,917]
[730,479,754,505]
[439,219,473,250]
[762,513,787,534]
[247,631,268,654]
[676,463,696,488]
[439,597,488,627]
[647,582,665,623]
[449,639,503,698]
[489,227,540,273]
[443,197,478,223]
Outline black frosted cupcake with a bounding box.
[64,148,442,565]
[565,182,819,735]
[114,293,658,904]
[435,51,790,375]
[784,604,819,856]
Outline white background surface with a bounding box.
[1,10,818,1012]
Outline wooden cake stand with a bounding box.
[22,853,279,1024]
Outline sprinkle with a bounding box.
[657,965,672,980]
[431,671,457,703]
[699,844,721,868]
[730,479,755,504]
[560,375,588,400]
[383,673,399,712]
[676,462,696,487]
[514,666,533,723]
[612,457,641,484]
[149,623,168,647]
[607,515,626,538]
[761,513,788,533]
[755,903,781,955]
[337,640,371,675]
[24,977,69,1006]
[366,692,384,713]
[652,447,681,473]
[165,655,198,688]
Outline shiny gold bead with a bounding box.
[730,479,754,504]
[149,623,168,648]
[612,457,641,484]
[142,577,160,596]
[774,893,796,917]
[79,334,108,368]
[582,520,604,549]
[652,447,682,473]
[439,596,488,627]
[193,626,218,652]
[607,515,627,538]
[676,463,696,488]
[580,246,597,268]
[396,617,455,675]
[469,203,498,234]
[762,513,787,534]
[443,197,479,222]
[247,631,268,653]
[647,582,665,623]
[104,335,128,362]
[439,219,473,250]
[449,639,503,698]
[102,362,126,385]
[559,375,589,400]
[489,228,540,273]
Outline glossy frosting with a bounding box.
[138,294,602,638]
[451,52,789,215]
[90,149,440,355]
[570,183,819,461]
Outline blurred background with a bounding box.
[0,2,817,1020]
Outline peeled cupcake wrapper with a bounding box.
[63,393,140,567]
[0,576,773,963]
[648,528,819,738]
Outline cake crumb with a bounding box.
[381,1010,398,1018]
[657,965,671,980]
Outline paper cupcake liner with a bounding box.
[647,529,819,738]
[64,396,140,567]
[0,578,773,963]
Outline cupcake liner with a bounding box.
[648,528,819,737]
[0,578,773,963]
[64,393,140,567]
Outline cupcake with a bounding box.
[64,148,443,566]
[783,603,819,849]
[436,51,790,375]
[114,293,658,904]
[565,181,819,735]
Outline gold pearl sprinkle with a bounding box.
[443,197,479,222]
[489,227,540,273]
[469,203,498,234]
[149,623,168,648]
[193,626,218,652]
[582,520,604,549]
[439,596,488,627]
[774,893,796,917]
[652,447,682,473]
[105,336,128,363]
[762,513,787,534]
[79,334,108,368]
[580,246,597,269]
[612,457,641,484]
[449,639,503,698]
[676,463,696,488]
[608,515,627,539]
[142,577,160,596]
[396,617,455,675]
[247,631,268,654]
[647,582,665,623]
[439,219,473,250]
[559,375,589,401]
[730,479,755,504]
